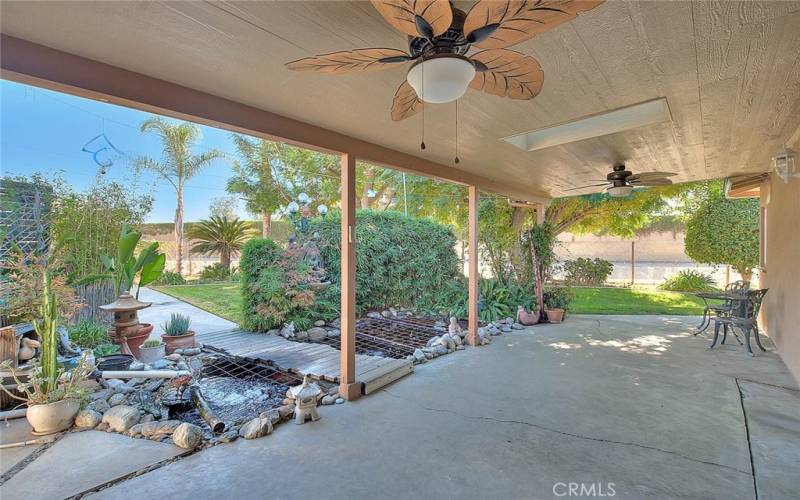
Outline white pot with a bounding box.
[26,398,81,435]
[138,344,166,364]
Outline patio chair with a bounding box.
[707,280,750,322]
[709,288,768,356]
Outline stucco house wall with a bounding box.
[760,175,800,383]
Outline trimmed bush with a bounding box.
[312,210,461,312]
[198,263,231,281]
[563,258,613,286]
[154,271,186,286]
[660,270,717,292]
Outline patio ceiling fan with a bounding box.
[285,0,605,121]
[565,164,676,197]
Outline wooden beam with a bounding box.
[0,34,549,204]
[466,185,480,347]
[535,203,546,225]
[339,153,360,400]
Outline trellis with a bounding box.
[0,179,51,261]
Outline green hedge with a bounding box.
[312,210,461,312]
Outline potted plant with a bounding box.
[138,339,165,364]
[161,313,196,354]
[0,272,93,434]
[544,286,574,324]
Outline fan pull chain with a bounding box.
[420,57,426,150]
[454,99,460,164]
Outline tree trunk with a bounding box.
[175,188,184,276]
[220,249,231,271]
[509,206,529,279]
[261,210,272,237]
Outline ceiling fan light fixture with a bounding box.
[406,55,475,104]
[607,185,634,198]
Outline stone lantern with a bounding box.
[99,293,153,358]
[290,375,322,425]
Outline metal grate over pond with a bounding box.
[171,356,303,427]
[318,317,441,359]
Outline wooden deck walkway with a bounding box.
[197,329,413,395]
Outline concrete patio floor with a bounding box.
[80,314,798,500]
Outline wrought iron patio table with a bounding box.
[693,291,749,334]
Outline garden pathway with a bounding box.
[137,288,412,393]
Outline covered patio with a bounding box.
[1,1,799,498]
[5,315,796,499]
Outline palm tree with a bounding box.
[136,117,224,275]
[186,216,253,270]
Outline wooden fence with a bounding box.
[73,280,116,323]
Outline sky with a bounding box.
[0,79,249,222]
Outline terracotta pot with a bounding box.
[162,331,196,354]
[545,308,565,324]
[138,343,165,364]
[125,323,153,359]
[517,307,540,326]
[26,398,80,435]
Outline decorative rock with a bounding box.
[511,323,524,330]
[434,345,448,355]
[165,353,182,362]
[140,414,155,423]
[150,359,168,370]
[102,405,140,433]
[295,330,309,341]
[456,345,465,350]
[75,409,102,429]
[277,404,295,419]
[90,399,111,414]
[95,422,109,432]
[326,329,341,338]
[307,327,327,342]
[335,398,345,404]
[105,379,126,390]
[219,430,239,443]
[260,409,282,425]
[326,385,340,396]
[321,395,336,405]
[280,323,295,339]
[381,310,391,317]
[128,420,182,439]
[452,335,462,346]
[173,422,204,449]
[501,325,512,333]
[267,329,280,336]
[108,393,127,407]
[239,417,272,439]
[129,361,145,371]
[176,361,189,371]
[367,312,382,319]
[89,388,113,401]
[313,320,326,327]
[413,349,426,363]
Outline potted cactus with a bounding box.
[138,339,165,363]
[161,313,196,354]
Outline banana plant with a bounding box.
[100,224,166,298]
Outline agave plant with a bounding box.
[186,215,253,271]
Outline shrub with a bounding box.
[68,318,111,348]
[563,258,614,286]
[312,210,461,312]
[198,263,231,281]
[660,270,717,292]
[543,286,574,311]
[162,313,191,336]
[142,339,163,348]
[240,238,311,331]
[154,270,186,286]
[435,278,536,323]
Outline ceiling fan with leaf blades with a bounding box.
[564,164,677,197]
[286,0,605,121]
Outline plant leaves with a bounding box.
[139,253,166,288]
[464,0,605,50]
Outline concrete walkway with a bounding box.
[136,287,238,340]
[83,315,798,500]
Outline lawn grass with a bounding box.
[154,283,243,324]
[570,287,706,315]
[154,283,705,323]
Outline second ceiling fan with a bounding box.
[286,0,605,121]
